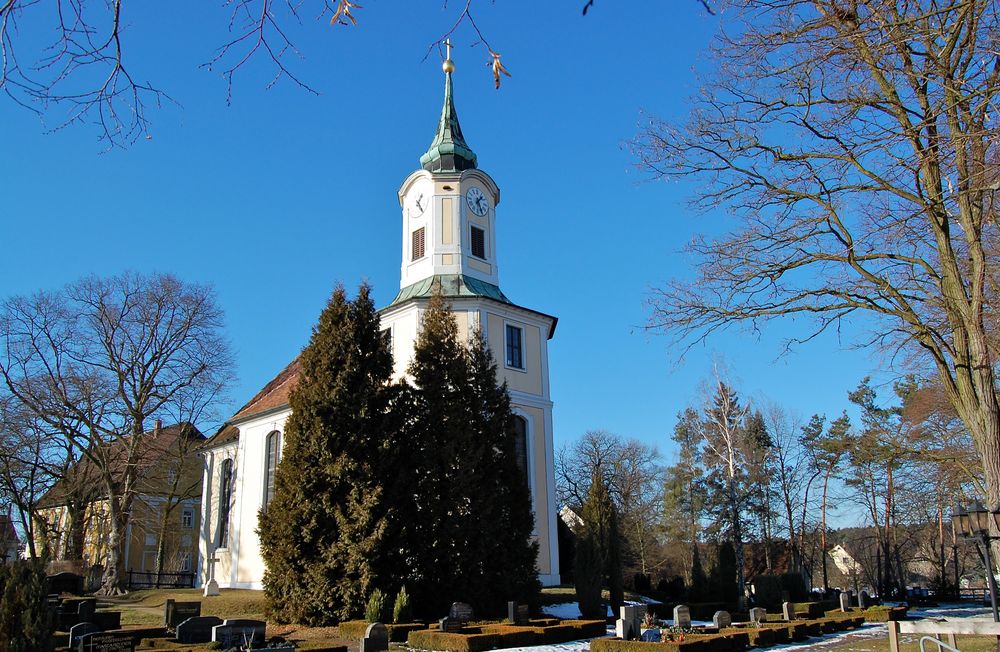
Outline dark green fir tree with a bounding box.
[462,327,540,613]
[575,467,624,618]
[258,283,396,624]
[402,290,474,617]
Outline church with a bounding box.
[197,51,561,590]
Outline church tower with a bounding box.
[380,46,561,585]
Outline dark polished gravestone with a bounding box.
[507,601,530,626]
[69,622,101,647]
[76,631,136,652]
[449,602,474,622]
[212,619,267,648]
[175,616,224,644]
[164,599,202,629]
[360,622,389,652]
[92,611,122,631]
[47,572,84,596]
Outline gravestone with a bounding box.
[164,599,202,629]
[839,592,851,612]
[69,622,101,647]
[859,591,870,609]
[449,602,474,623]
[47,572,84,595]
[507,601,529,626]
[91,611,121,631]
[615,617,632,640]
[76,631,136,652]
[360,622,389,652]
[749,608,767,624]
[713,611,732,629]
[175,616,224,644]
[624,606,642,637]
[212,619,266,648]
[59,610,83,631]
[673,605,691,628]
[782,602,795,621]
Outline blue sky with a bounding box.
[1,2,891,518]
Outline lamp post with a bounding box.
[952,502,1000,623]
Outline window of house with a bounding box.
[412,227,426,261]
[181,508,194,529]
[180,551,192,572]
[218,458,234,549]
[263,431,281,509]
[505,324,524,369]
[513,415,529,481]
[470,226,486,259]
[145,533,156,547]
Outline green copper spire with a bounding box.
[420,44,477,173]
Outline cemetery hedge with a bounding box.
[858,605,908,622]
[338,620,424,641]
[406,619,607,651]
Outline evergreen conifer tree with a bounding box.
[259,283,396,624]
[463,328,539,612]
[575,467,624,618]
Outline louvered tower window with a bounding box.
[412,227,426,260]
[471,226,486,259]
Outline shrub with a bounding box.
[778,574,808,602]
[365,589,387,623]
[393,586,412,624]
[722,627,776,648]
[750,576,782,609]
[861,606,907,622]
[0,559,54,652]
[407,630,498,652]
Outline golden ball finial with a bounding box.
[442,59,455,74]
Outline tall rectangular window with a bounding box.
[218,458,234,548]
[181,508,194,529]
[505,324,524,369]
[263,431,281,509]
[470,226,486,259]
[412,227,425,261]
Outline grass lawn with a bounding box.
[819,632,998,652]
[100,588,268,626]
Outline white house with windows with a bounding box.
[197,54,561,589]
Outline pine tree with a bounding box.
[0,560,54,652]
[258,283,396,624]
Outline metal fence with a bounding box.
[126,569,196,590]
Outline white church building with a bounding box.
[197,54,561,589]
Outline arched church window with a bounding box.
[263,431,281,509]
[218,458,234,549]
[513,416,529,482]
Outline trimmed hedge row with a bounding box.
[338,620,425,642]
[591,632,750,652]
[822,606,907,623]
[407,619,606,652]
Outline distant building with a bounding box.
[36,423,204,583]
[0,513,20,562]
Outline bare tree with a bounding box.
[556,430,663,575]
[637,0,1000,513]
[0,272,233,594]
[762,401,807,573]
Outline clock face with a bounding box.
[409,191,427,217]
[466,187,488,216]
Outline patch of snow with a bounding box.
[541,602,613,619]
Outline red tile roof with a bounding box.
[202,356,301,448]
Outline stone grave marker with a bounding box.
[782,602,795,621]
[360,622,389,652]
[713,611,732,629]
[47,572,84,596]
[69,622,101,647]
[77,631,136,652]
[749,607,767,624]
[859,591,869,608]
[164,599,202,629]
[673,605,691,629]
[507,601,529,626]
[449,602,474,623]
[839,592,851,612]
[212,619,266,648]
[91,611,121,631]
[77,598,97,620]
[175,616,224,644]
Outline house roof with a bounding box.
[40,422,205,507]
[0,514,19,545]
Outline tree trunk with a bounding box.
[98,492,131,596]
[821,468,833,592]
